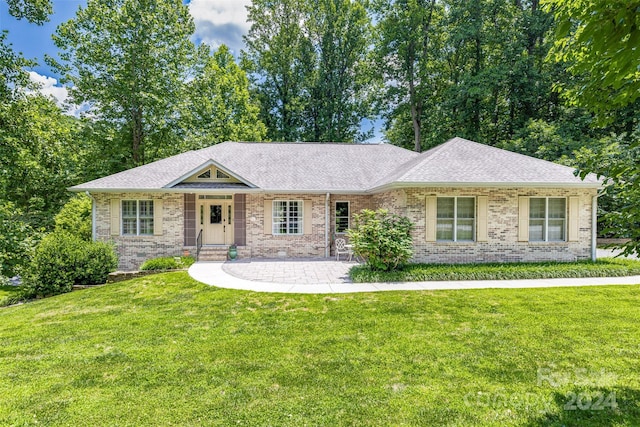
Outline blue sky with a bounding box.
[0,0,381,139]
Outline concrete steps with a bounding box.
[197,246,230,262]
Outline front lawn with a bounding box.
[0,272,639,426]
[350,257,640,283]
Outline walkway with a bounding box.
[188,257,640,294]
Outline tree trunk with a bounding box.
[131,106,144,165]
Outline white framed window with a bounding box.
[272,200,303,235]
[529,197,566,242]
[122,200,154,236]
[335,201,350,233]
[436,197,475,242]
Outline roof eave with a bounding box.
[367,181,603,193]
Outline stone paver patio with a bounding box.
[222,258,356,284]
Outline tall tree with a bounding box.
[48,0,197,166]
[373,0,444,152]
[244,0,372,142]
[244,0,312,141]
[181,45,267,148]
[544,0,640,256]
[303,0,372,142]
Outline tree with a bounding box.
[303,0,372,142]
[6,0,53,25]
[48,0,197,166]
[544,0,640,122]
[372,0,445,152]
[0,95,83,228]
[244,0,372,142]
[544,0,640,256]
[244,0,312,141]
[181,45,266,148]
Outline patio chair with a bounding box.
[335,238,353,261]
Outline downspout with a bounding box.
[85,191,97,241]
[325,193,330,258]
[592,193,599,261]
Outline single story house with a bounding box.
[71,137,602,271]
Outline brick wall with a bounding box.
[93,192,184,271]
[374,187,597,263]
[245,193,327,258]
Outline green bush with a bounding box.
[54,194,93,241]
[25,232,118,297]
[348,209,414,271]
[140,256,195,271]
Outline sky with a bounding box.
[0,0,381,139]
[0,0,252,107]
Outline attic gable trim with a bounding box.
[164,159,258,189]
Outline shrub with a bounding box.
[54,194,93,241]
[26,231,118,297]
[348,209,414,271]
[140,256,195,271]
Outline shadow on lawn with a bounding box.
[526,386,640,426]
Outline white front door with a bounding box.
[199,198,234,245]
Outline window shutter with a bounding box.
[568,196,579,241]
[263,200,272,234]
[153,199,163,236]
[518,196,529,242]
[110,199,120,236]
[425,196,437,242]
[303,200,313,234]
[476,196,488,242]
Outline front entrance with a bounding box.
[198,196,234,245]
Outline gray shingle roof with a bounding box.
[372,137,601,189]
[71,138,601,193]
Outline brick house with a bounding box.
[71,137,602,271]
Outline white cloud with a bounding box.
[189,0,252,54]
[28,71,88,117]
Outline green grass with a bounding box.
[1,272,639,426]
[350,258,640,283]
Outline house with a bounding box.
[71,137,602,271]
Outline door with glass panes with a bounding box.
[200,199,234,245]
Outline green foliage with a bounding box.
[25,232,117,297]
[140,256,195,271]
[543,0,640,121]
[48,0,198,166]
[0,201,38,277]
[6,0,52,25]
[0,95,84,229]
[348,209,413,271]
[181,45,266,149]
[244,0,372,142]
[54,194,92,241]
[350,258,640,283]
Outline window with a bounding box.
[335,201,349,233]
[529,197,566,241]
[436,197,475,241]
[272,200,303,235]
[197,169,211,179]
[216,169,230,179]
[122,200,154,235]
